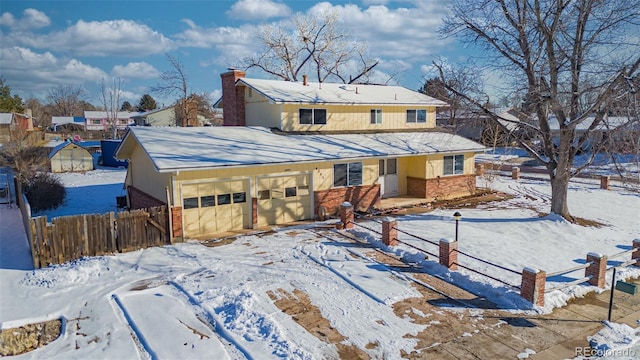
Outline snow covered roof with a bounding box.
[118,126,485,173]
[130,106,174,118]
[48,142,91,159]
[547,115,637,131]
[0,113,13,125]
[238,78,448,107]
[84,111,141,119]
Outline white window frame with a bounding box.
[333,162,363,187]
[370,109,382,124]
[299,108,327,125]
[406,109,427,123]
[443,155,465,175]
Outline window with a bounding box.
[406,109,427,123]
[201,195,215,207]
[217,194,231,205]
[444,155,465,175]
[299,108,327,125]
[370,109,382,124]
[183,197,198,209]
[386,158,397,175]
[119,119,128,125]
[258,190,270,200]
[333,162,363,187]
[379,159,385,176]
[233,192,246,203]
[285,187,297,197]
[91,119,101,125]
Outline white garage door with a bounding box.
[256,174,311,227]
[181,179,249,238]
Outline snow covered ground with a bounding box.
[1,163,639,358]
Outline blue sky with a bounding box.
[0,0,472,108]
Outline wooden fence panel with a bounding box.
[28,206,169,268]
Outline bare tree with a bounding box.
[99,77,123,139]
[152,53,189,126]
[47,84,86,116]
[242,11,379,84]
[438,0,640,220]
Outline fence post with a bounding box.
[586,253,607,288]
[338,202,354,230]
[439,238,458,270]
[600,175,610,190]
[521,267,546,306]
[512,166,520,180]
[382,217,398,246]
[633,239,640,267]
[475,163,485,176]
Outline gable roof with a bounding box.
[117,126,485,173]
[48,142,91,159]
[237,78,448,107]
[130,106,175,118]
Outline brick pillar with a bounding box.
[512,167,520,180]
[171,206,183,239]
[586,252,607,288]
[521,267,546,306]
[600,175,610,190]
[251,197,258,228]
[439,238,458,270]
[475,163,485,176]
[382,217,398,246]
[339,202,354,230]
[632,239,640,267]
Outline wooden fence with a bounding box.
[29,206,170,268]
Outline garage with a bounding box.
[256,174,312,227]
[181,179,250,237]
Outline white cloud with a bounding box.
[15,19,174,57]
[175,21,257,66]
[0,46,108,98]
[0,8,50,30]
[226,0,291,21]
[112,62,161,79]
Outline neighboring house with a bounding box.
[49,142,94,173]
[437,107,532,145]
[84,111,139,131]
[51,116,86,131]
[0,111,34,143]
[116,70,486,240]
[130,106,176,127]
[548,115,639,152]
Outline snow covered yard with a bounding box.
[1,168,639,358]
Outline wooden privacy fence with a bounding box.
[29,206,170,268]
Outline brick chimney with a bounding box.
[303,74,308,86]
[221,69,246,126]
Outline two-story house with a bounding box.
[115,70,486,240]
[84,111,139,131]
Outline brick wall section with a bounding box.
[439,239,458,270]
[600,176,610,190]
[314,184,380,217]
[407,175,476,201]
[221,70,246,126]
[586,253,607,288]
[127,186,166,210]
[251,197,258,228]
[520,268,546,306]
[171,206,183,238]
[339,203,354,229]
[382,218,398,246]
[512,167,521,180]
[633,239,640,266]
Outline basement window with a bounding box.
[443,155,465,175]
[406,109,427,123]
[333,162,363,187]
[299,108,327,125]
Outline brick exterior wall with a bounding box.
[586,253,607,288]
[314,184,380,217]
[520,268,546,306]
[127,186,166,210]
[251,197,258,228]
[407,175,476,201]
[171,206,183,238]
[221,70,246,126]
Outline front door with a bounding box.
[378,158,398,198]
